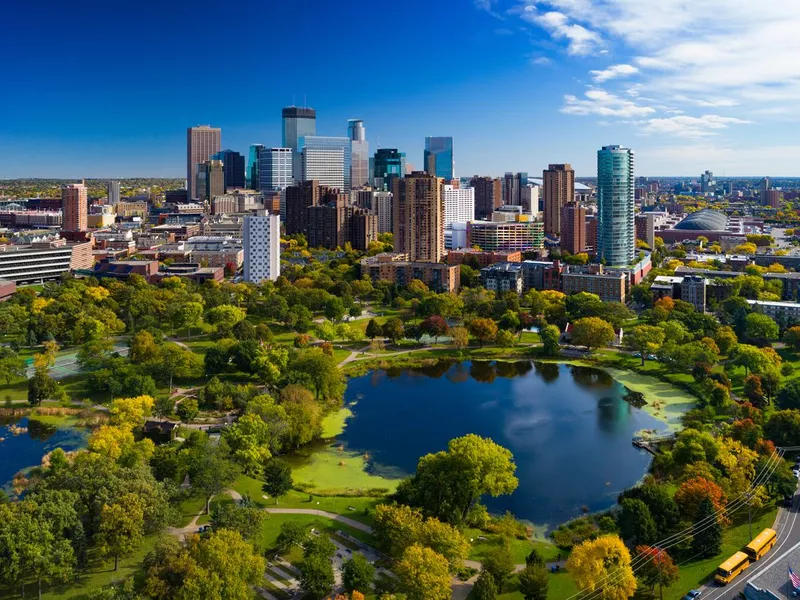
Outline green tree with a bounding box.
[571,317,615,352]
[342,552,376,595]
[624,325,665,365]
[188,444,241,514]
[177,398,199,422]
[299,553,335,598]
[0,347,25,385]
[395,544,451,600]
[777,380,800,410]
[28,367,56,407]
[473,570,498,600]
[541,324,561,356]
[128,330,159,364]
[175,301,204,338]
[482,543,514,591]
[288,349,346,402]
[95,493,145,571]
[382,318,405,344]
[765,410,800,446]
[745,312,779,342]
[206,305,246,331]
[262,459,293,503]
[691,498,722,558]
[518,563,549,600]
[468,318,498,348]
[323,297,346,323]
[496,329,516,348]
[210,502,264,541]
[366,319,382,340]
[156,343,202,392]
[275,520,307,553]
[618,498,657,546]
[451,326,469,350]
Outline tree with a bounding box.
[496,329,516,348]
[570,317,615,352]
[518,563,549,600]
[366,319,382,340]
[206,305,246,331]
[175,301,203,338]
[263,459,293,503]
[95,493,145,571]
[566,535,636,600]
[210,502,264,541]
[777,379,800,410]
[289,349,346,402]
[420,315,449,343]
[766,410,800,446]
[674,477,727,521]
[382,318,405,344]
[744,375,766,407]
[0,347,25,385]
[157,344,202,392]
[28,366,56,407]
[450,326,469,350]
[624,325,665,365]
[395,544,451,600]
[482,543,514,591]
[342,552,376,595]
[110,395,154,430]
[635,546,679,600]
[129,331,159,364]
[177,398,199,422]
[324,297,346,322]
[189,444,241,514]
[691,498,722,558]
[784,326,800,351]
[618,498,656,545]
[300,552,335,598]
[541,324,561,356]
[275,520,307,553]
[473,570,498,600]
[745,312,779,342]
[468,318,498,348]
[715,325,739,356]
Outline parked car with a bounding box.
[784,495,794,507]
[682,590,702,600]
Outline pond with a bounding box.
[338,360,668,527]
[0,417,88,491]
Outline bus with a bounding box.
[745,528,777,561]
[715,551,750,585]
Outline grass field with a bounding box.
[467,530,561,564]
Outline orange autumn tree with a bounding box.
[635,546,679,600]
[674,476,729,524]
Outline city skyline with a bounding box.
[3,0,800,178]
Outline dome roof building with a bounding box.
[674,209,728,231]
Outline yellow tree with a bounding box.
[566,535,636,600]
[88,425,134,461]
[395,544,451,600]
[716,437,759,497]
[110,395,155,430]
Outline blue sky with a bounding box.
[2,0,798,178]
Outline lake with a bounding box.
[338,360,666,527]
[0,417,88,490]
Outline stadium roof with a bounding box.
[674,208,727,231]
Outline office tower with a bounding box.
[471,176,502,220]
[300,136,350,190]
[521,183,539,217]
[374,191,393,233]
[373,148,406,190]
[306,191,377,251]
[62,182,88,231]
[243,211,280,284]
[560,203,586,255]
[502,172,529,207]
[212,149,246,189]
[392,172,444,262]
[302,146,345,190]
[285,180,321,236]
[187,125,221,200]
[597,146,635,266]
[765,189,781,209]
[259,148,293,192]
[106,180,120,205]
[760,177,771,205]
[282,106,316,180]
[348,119,369,189]
[443,184,475,228]
[424,137,454,180]
[247,144,265,190]
[201,160,225,201]
[700,170,715,194]
[543,164,575,237]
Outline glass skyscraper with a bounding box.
[424,136,454,180]
[282,107,316,181]
[348,119,369,189]
[211,149,245,189]
[247,144,265,190]
[373,148,406,191]
[299,136,350,191]
[597,145,635,266]
[259,148,293,192]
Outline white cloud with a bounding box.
[590,63,638,83]
[530,56,552,65]
[520,6,602,55]
[561,89,656,118]
[637,115,750,138]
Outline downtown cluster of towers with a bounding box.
[186,107,637,268]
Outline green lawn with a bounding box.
[259,512,375,550]
[467,530,560,564]
[175,494,207,527]
[468,569,578,600]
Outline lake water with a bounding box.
[0,417,88,490]
[339,361,666,527]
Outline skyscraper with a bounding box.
[259,148,293,192]
[502,172,528,206]
[285,180,321,236]
[597,146,635,266]
[471,176,502,220]
[560,203,586,255]
[424,137,454,180]
[300,136,350,190]
[282,107,316,181]
[543,164,575,237]
[348,119,369,189]
[187,126,221,200]
[443,184,475,228]
[212,149,246,189]
[393,172,444,263]
[106,180,120,205]
[62,182,88,231]
[373,149,406,190]
[700,170,715,194]
[243,211,281,284]
[302,146,345,191]
[246,144,265,190]
[200,160,225,201]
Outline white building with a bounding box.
[302,147,345,190]
[243,211,280,284]
[445,222,468,250]
[443,184,474,228]
[258,148,293,192]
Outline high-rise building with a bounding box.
[62,182,88,231]
[243,211,280,284]
[305,190,377,251]
[443,184,475,228]
[502,172,529,207]
[302,146,345,191]
[300,136,350,190]
[543,164,575,237]
[212,149,246,189]
[392,172,444,263]
[700,170,715,194]
[107,180,120,205]
[348,119,369,189]
[373,149,406,191]
[247,144,265,190]
[282,107,316,181]
[560,203,586,255]
[424,137,454,180]
[259,148,293,192]
[597,146,635,266]
[285,180,321,236]
[187,126,221,200]
[471,176,502,220]
[200,160,225,201]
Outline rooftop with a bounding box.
[674,208,728,231]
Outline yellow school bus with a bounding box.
[715,551,750,585]
[745,528,777,561]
